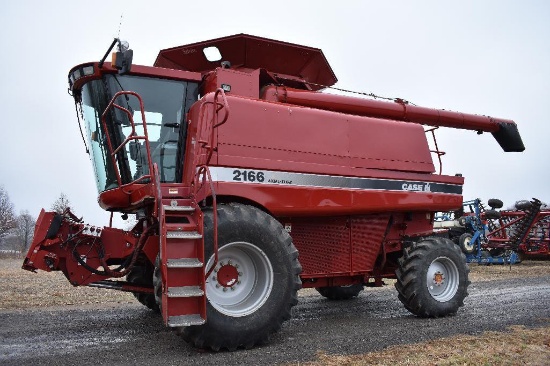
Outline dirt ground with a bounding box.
[1,257,549,310]
[0,259,550,366]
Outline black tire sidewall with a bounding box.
[184,204,299,346]
[414,242,469,316]
[459,233,475,254]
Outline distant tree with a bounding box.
[51,193,72,214]
[0,186,16,239]
[16,210,35,252]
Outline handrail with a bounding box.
[213,88,230,128]
[192,89,230,280]
[100,91,154,190]
[194,165,219,280]
[196,89,230,165]
[425,126,445,175]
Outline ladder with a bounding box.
[159,195,206,327]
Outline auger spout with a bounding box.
[261,85,525,152]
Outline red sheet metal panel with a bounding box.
[291,218,351,276]
[351,215,390,272]
[291,215,390,277]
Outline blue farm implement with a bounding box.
[437,198,550,263]
[441,199,520,265]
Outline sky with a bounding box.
[1,0,549,227]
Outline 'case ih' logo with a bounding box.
[402,183,431,192]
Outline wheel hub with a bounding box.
[216,263,240,288]
[426,256,460,302]
[205,241,274,317]
[432,271,445,286]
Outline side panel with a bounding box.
[216,96,435,174]
[185,94,463,215]
[290,214,390,277]
[210,167,463,216]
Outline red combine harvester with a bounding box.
[23,34,525,351]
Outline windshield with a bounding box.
[79,75,198,192]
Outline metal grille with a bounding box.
[291,218,350,275]
[351,215,390,272]
[291,215,390,276]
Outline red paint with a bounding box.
[23,34,526,324]
[216,265,239,287]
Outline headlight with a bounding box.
[68,64,95,89]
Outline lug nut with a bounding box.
[223,288,227,292]
[230,287,235,291]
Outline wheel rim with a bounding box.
[463,236,474,252]
[205,241,273,317]
[426,256,459,302]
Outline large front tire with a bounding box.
[395,237,470,317]
[127,261,160,313]
[179,204,302,351]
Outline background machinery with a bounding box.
[22,34,524,351]
[437,198,549,262]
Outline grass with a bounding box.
[296,325,550,366]
[0,257,134,310]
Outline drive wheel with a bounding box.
[178,204,302,351]
[395,237,470,317]
[458,233,476,254]
[127,260,160,313]
[316,284,364,300]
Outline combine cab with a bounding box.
[23,34,524,351]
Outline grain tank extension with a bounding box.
[23,34,524,351]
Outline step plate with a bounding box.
[168,286,204,298]
[168,314,205,327]
[166,231,202,239]
[163,205,195,212]
[167,258,203,268]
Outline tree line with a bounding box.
[0,186,72,254]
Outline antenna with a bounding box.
[117,13,124,40]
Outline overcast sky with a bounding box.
[1,1,548,227]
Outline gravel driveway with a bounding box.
[1,270,548,366]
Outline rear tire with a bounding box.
[316,284,364,300]
[178,204,302,351]
[395,237,470,317]
[458,233,476,254]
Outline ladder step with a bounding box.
[167,258,203,268]
[168,286,204,298]
[166,231,202,239]
[168,314,205,327]
[163,205,195,212]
